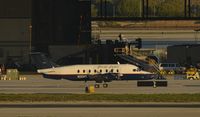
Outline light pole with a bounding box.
[113,5,115,17]
[194,29,200,44]
[29,25,32,64]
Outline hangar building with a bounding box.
[0,0,91,66]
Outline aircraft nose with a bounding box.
[37,69,50,74]
[37,69,42,73]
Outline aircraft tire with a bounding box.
[188,77,194,80]
[103,84,108,88]
[95,84,100,88]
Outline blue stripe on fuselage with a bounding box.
[42,73,155,81]
[121,74,154,80]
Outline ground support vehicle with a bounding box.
[186,67,200,80]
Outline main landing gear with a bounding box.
[94,83,108,88]
[84,80,109,89]
[94,84,100,88]
[103,83,108,88]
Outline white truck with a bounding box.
[159,63,185,75]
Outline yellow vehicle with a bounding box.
[186,67,200,80]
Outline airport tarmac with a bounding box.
[93,29,200,41]
[0,75,200,94]
[0,108,199,117]
[0,104,200,117]
[0,75,200,117]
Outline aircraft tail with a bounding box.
[30,52,58,69]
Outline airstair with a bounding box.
[114,47,162,77]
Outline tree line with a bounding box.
[91,0,200,17]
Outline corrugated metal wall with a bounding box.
[0,0,31,18]
[167,45,200,65]
[0,0,31,64]
[32,0,91,53]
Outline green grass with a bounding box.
[0,94,200,102]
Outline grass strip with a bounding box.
[0,94,200,102]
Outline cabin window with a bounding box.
[77,70,80,73]
[83,70,85,73]
[116,69,119,72]
[106,69,108,72]
[100,69,102,72]
[94,69,97,73]
[110,69,113,72]
[89,70,91,73]
[133,69,136,72]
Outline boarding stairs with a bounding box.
[114,47,162,76]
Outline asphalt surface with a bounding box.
[1,75,200,117]
[0,103,200,108]
[0,75,200,94]
[92,29,200,41]
[0,104,200,117]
